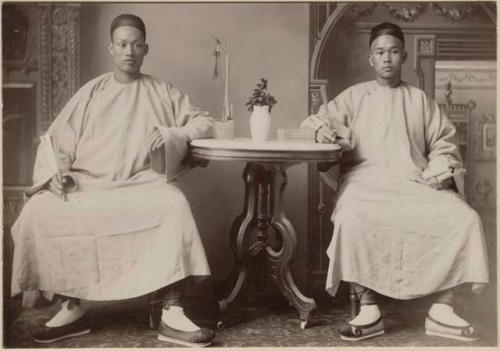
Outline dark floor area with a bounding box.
[4,287,497,348]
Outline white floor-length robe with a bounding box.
[11,73,213,302]
[301,80,489,300]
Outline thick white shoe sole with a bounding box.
[340,329,385,341]
[158,334,211,347]
[425,330,479,342]
[34,328,91,343]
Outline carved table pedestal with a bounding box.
[190,138,341,329]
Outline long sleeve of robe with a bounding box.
[29,73,213,195]
[11,73,213,303]
[301,81,488,299]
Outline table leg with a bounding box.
[218,163,316,329]
[267,166,316,329]
[248,166,272,292]
[218,164,258,320]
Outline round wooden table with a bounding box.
[189,138,342,328]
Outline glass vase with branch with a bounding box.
[212,38,235,139]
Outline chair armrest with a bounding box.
[317,161,337,172]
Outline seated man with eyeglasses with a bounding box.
[11,14,216,347]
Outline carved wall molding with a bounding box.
[39,4,51,136]
[356,22,496,36]
[471,112,496,209]
[413,35,436,97]
[382,3,427,22]
[473,114,496,162]
[430,3,476,23]
[438,100,477,113]
[417,36,435,55]
[340,2,483,25]
[472,176,494,208]
[67,6,80,96]
[344,3,377,20]
[435,71,496,90]
[308,79,328,115]
[384,2,480,23]
[39,3,80,135]
[438,101,475,201]
[481,2,497,23]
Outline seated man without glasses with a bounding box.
[301,22,489,342]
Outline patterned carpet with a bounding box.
[4,288,497,348]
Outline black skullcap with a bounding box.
[369,22,404,47]
[110,14,146,40]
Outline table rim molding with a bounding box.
[189,138,341,163]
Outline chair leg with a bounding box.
[148,291,160,329]
[349,284,360,318]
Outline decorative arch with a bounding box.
[309,2,496,82]
[306,1,496,294]
[309,3,351,80]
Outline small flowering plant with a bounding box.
[246,78,278,112]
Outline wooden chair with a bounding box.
[148,291,162,329]
[317,162,359,318]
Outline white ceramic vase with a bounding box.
[250,105,271,142]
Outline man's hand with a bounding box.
[147,129,166,150]
[48,174,75,198]
[315,125,336,144]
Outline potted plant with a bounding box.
[246,78,277,142]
